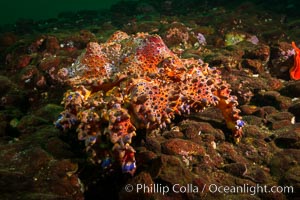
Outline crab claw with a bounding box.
[122,161,136,175]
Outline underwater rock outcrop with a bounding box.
[55,31,244,175]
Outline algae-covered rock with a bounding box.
[35,104,63,122]
[225,32,246,46]
[0,127,84,200]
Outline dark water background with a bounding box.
[1,0,299,26]
[0,0,120,25]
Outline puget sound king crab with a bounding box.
[55,31,245,175]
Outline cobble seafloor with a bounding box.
[0,1,300,199]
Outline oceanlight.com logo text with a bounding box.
[208,184,294,196]
[124,183,294,196]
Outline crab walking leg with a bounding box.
[216,91,244,142]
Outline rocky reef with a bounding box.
[1,1,300,199]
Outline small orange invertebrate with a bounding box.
[290,41,300,80]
